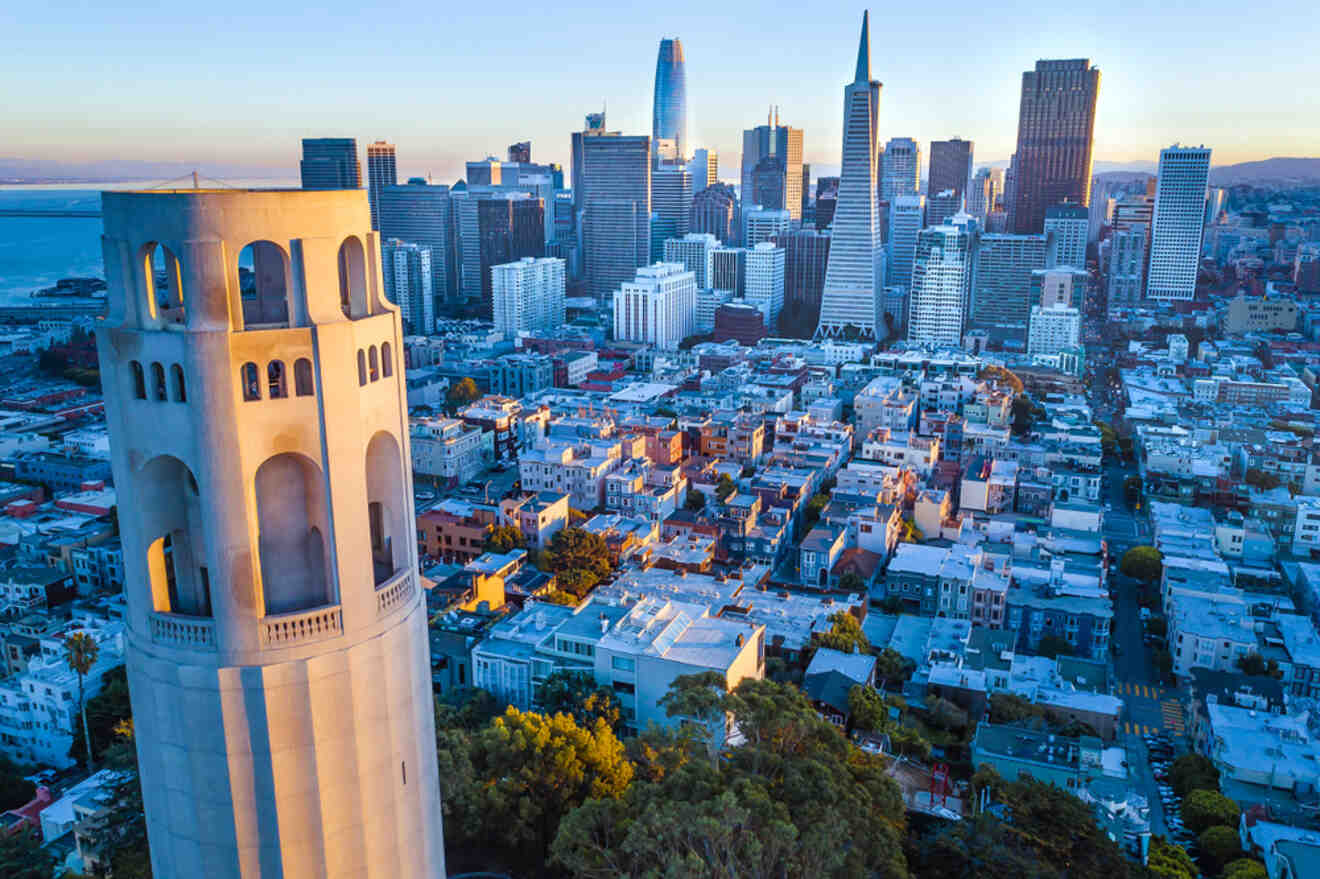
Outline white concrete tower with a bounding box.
[95,189,445,879]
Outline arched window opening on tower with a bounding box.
[151,362,167,401]
[381,342,393,377]
[356,350,367,386]
[255,452,333,614]
[338,236,368,319]
[241,362,261,401]
[130,361,146,400]
[171,364,187,402]
[368,345,380,382]
[140,455,211,617]
[143,242,184,324]
[267,360,287,399]
[294,358,314,396]
[238,241,291,329]
[365,431,408,586]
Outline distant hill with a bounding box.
[1208,157,1320,185]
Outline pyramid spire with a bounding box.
[855,10,871,82]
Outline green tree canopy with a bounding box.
[715,473,737,501]
[812,611,871,655]
[873,647,916,688]
[1222,858,1269,879]
[1198,824,1244,875]
[1182,788,1239,834]
[1120,545,1164,583]
[988,692,1045,727]
[446,376,480,411]
[0,757,34,813]
[484,524,526,554]
[1169,753,1221,798]
[0,830,59,879]
[544,527,613,597]
[1036,635,1074,659]
[1148,837,1198,879]
[684,488,705,512]
[539,670,622,733]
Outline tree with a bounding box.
[94,723,154,878]
[847,685,889,732]
[837,571,864,594]
[538,670,622,732]
[1146,616,1169,638]
[1124,474,1143,506]
[1199,825,1244,874]
[544,528,613,597]
[70,664,133,765]
[684,488,705,512]
[1182,789,1239,834]
[873,648,916,689]
[660,671,730,768]
[1010,395,1037,436]
[1120,545,1164,583]
[434,687,500,732]
[1235,652,1282,678]
[714,473,737,502]
[65,631,99,770]
[484,524,525,554]
[1148,837,1198,879]
[804,492,830,527]
[1169,753,1220,798]
[1036,635,1074,659]
[445,376,480,411]
[1244,468,1282,491]
[0,830,58,879]
[0,757,34,812]
[1222,858,1269,879]
[1153,647,1174,683]
[925,695,969,734]
[988,692,1045,727]
[812,611,870,655]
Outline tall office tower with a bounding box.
[773,228,831,337]
[1106,193,1154,313]
[652,38,688,163]
[886,195,926,293]
[926,190,961,227]
[928,139,974,207]
[690,183,737,243]
[987,168,1005,211]
[96,189,444,878]
[749,154,790,212]
[801,164,812,218]
[907,217,974,347]
[651,166,693,260]
[1146,144,1212,302]
[492,256,566,337]
[1008,59,1101,233]
[378,180,455,307]
[664,232,718,288]
[382,239,435,333]
[967,169,993,220]
[366,141,397,231]
[969,231,1051,333]
[814,177,840,230]
[881,286,907,333]
[478,196,546,317]
[1044,202,1089,268]
[466,158,501,186]
[688,148,718,194]
[740,110,805,221]
[579,131,651,300]
[1027,303,1081,357]
[711,246,747,295]
[613,263,696,348]
[879,137,920,202]
[1031,267,1088,310]
[1205,187,1226,228]
[745,242,786,330]
[508,141,532,163]
[696,289,734,333]
[1088,178,1116,243]
[815,13,883,339]
[300,138,361,190]
[743,206,791,247]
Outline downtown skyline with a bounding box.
[5,0,1319,183]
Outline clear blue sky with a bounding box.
[5,0,1318,182]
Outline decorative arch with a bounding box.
[267,360,287,399]
[357,349,367,386]
[241,362,261,401]
[368,345,380,382]
[381,342,393,378]
[294,358,314,397]
[337,236,368,319]
[170,364,187,402]
[130,361,146,400]
[141,242,184,324]
[255,452,333,614]
[151,362,167,401]
[364,431,408,585]
[238,240,291,329]
[137,455,211,617]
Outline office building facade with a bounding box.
[378,180,455,307]
[579,132,651,301]
[366,141,397,231]
[652,38,688,162]
[299,137,360,190]
[928,139,974,207]
[743,206,791,248]
[382,239,435,333]
[1027,303,1081,357]
[880,137,921,202]
[478,196,547,317]
[969,232,1051,331]
[690,182,737,243]
[688,148,717,193]
[1044,202,1089,269]
[651,166,693,260]
[907,218,974,348]
[886,195,926,293]
[663,233,718,289]
[711,247,747,295]
[774,229,831,338]
[740,111,805,221]
[1146,145,1212,302]
[745,242,786,331]
[1106,193,1154,313]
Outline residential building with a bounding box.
[1031,267,1087,309]
[1146,145,1211,302]
[1028,303,1082,358]
[299,137,360,190]
[381,239,434,333]
[412,417,485,484]
[492,256,566,337]
[613,262,697,349]
[365,140,397,231]
[1106,193,1154,313]
[1224,292,1298,334]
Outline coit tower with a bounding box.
[95,188,445,878]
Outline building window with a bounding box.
[611,656,634,672]
[368,346,380,382]
[171,364,186,402]
[294,358,314,396]
[241,362,261,401]
[130,361,146,399]
[357,350,367,386]
[151,362,167,401]
[381,342,393,377]
[267,360,287,399]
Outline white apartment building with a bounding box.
[906,219,972,348]
[410,417,484,484]
[1147,145,1212,301]
[613,262,697,350]
[744,242,786,331]
[382,239,434,333]
[492,256,566,337]
[1027,303,1081,358]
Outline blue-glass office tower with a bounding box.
[652,38,688,163]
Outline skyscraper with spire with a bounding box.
[652,38,687,164]
[815,11,884,339]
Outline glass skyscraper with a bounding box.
[652,38,687,163]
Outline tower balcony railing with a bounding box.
[148,612,217,650]
[260,604,343,648]
[375,570,416,619]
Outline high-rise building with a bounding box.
[880,137,920,202]
[907,217,974,348]
[1146,145,1212,302]
[886,195,926,293]
[801,163,812,219]
[690,183,737,243]
[651,166,693,260]
[711,246,747,295]
[749,154,790,214]
[814,177,840,231]
[1106,193,1154,313]
[613,263,696,348]
[1027,302,1081,357]
[1008,59,1101,234]
[508,141,532,163]
[378,180,455,307]
[1088,178,1116,243]
[928,139,974,207]
[969,231,1051,331]
[96,188,445,878]
[492,256,566,337]
[366,141,397,231]
[815,13,884,339]
[571,110,607,211]
[664,233,718,289]
[300,137,360,190]
[967,169,992,220]
[696,289,734,333]
[773,229,830,338]
[578,131,651,300]
[1044,202,1089,269]
[652,38,688,163]
[382,238,434,333]
[466,158,500,186]
[478,196,546,316]
[1205,187,1226,228]
[688,148,718,194]
[740,110,805,221]
[1031,267,1088,311]
[745,242,786,331]
[881,286,907,334]
[925,189,961,228]
[742,206,791,248]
